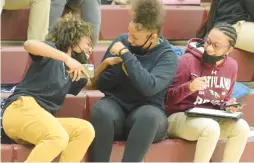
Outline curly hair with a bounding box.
[45,13,93,52]
[131,0,163,34]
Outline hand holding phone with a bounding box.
[82,64,95,78]
[70,64,94,80]
[224,98,246,113]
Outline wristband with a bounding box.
[118,47,127,56]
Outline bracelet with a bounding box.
[118,47,127,56]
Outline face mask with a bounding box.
[72,50,88,64]
[203,51,225,65]
[128,34,153,55]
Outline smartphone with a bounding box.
[224,103,247,109]
[82,64,95,78]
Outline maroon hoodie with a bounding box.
[165,39,238,116]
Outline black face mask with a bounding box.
[203,51,225,65]
[72,50,88,64]
[128,34,153,55]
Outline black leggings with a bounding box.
[90,98,168,162]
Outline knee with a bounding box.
[201,120,220,140]
[46,131,69,151]
[75,119,95,142]
[234,119,250,138]
[90,105,111,123]
[136,107,165,126]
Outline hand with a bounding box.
[110,42,127,56]
[104,57,123,66]
[225,98,242,113]
[69,69,90,81]
[189,77,207,92]
[65,56,89,81]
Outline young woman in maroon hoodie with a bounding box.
[165,23,250,162]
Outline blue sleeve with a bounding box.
[121,51,178,96]
[68,78,88,96]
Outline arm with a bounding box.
[165,55,196,105]
[97,64,125,91]
[121,51,178,96]
[68,57,122,93]
[96,37,126,91]
[85,59,113,89]
[24,40,69,63]
[71,35,126,91]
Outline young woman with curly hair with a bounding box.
[1,14,121,162]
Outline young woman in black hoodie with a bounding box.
[89,0,178,162]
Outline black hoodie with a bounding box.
[97,34,178,111]
[214,0,251,25]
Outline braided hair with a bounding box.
[213,23,237,47]
[199,23,237,75]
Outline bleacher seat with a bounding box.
[143,139,196,162]
[0,144,89,162]
[1,89,254,162]
[230,49,254,82]
[83,90,105,120]
[1,102,254,162]
[2,46,254,83]
[1,144,13,162]
[1,46,31,85]
[101,5,205,40]
[54,91,88,119]
[1,5,206,41]
[88,45,108,68]
[1,9,30,41]
[2,135,254,162]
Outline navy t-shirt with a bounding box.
[3,41,88,114]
